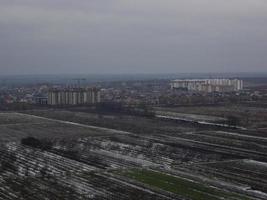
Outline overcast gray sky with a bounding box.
[0,0,267,75]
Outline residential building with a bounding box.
[48,88,100,105]
[171,79,243,92]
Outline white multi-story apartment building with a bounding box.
[171,79,243,92]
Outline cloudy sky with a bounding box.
[0,0,267,75]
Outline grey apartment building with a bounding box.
[48,88,100,105]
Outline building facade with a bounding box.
[171,79,243,92]
[48,88,100,105]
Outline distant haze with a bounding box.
[0,0,267,75]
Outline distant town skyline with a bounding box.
[1,0,267,75]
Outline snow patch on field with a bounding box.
[243,159,267,168]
